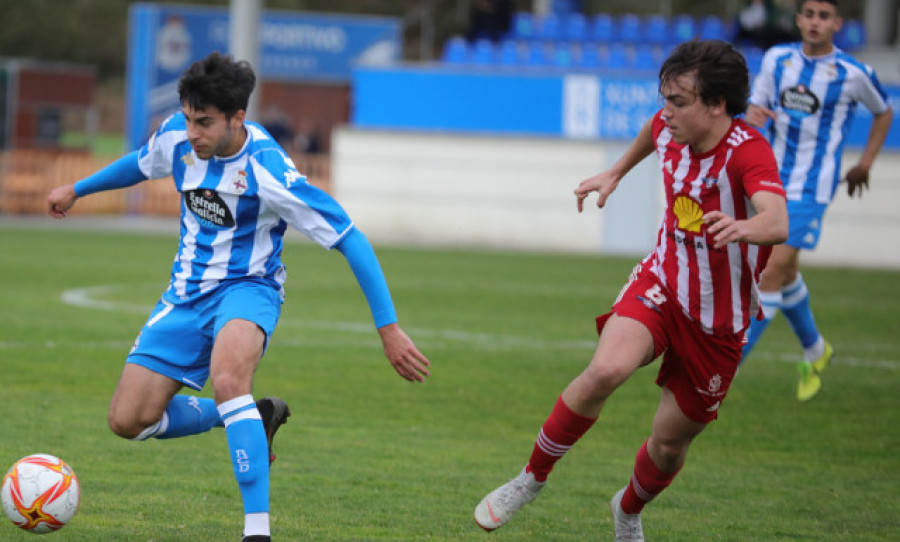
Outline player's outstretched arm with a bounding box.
[47,184,79,218]
[378,323,431,382]
[575,117,654,212]
[47,151,147,218]
[334,227,431,382]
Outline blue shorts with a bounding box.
[127,279,283,390]
[786,200,828,250]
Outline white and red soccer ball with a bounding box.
[2,454,80,534]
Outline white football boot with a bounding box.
[474,467,545,531]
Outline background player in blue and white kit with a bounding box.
[47,52,431,542]
[742,0,893,401]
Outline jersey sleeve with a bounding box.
[251,147,354,249]
[748,49,779,108]
[74,151,147,197]
[136,113,185,179]
[728,137,786,198]
[853,64,892,116]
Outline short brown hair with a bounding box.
[659,40,749,117]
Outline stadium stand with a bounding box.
[836,19,866,51]
[445,12,867,73]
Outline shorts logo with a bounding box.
[708,374,722,394]
[185,189,235,228]
[130,330,142,354]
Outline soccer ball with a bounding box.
[1,454,80,534]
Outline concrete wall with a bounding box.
[333,127,900,269]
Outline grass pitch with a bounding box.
[1,220,898,541]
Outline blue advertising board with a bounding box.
[126,3,400,150]
[352,65,900,149]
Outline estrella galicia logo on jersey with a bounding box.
[185,189,235,228]
[780,85,820,116]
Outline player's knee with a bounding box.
[107,410,159,440]
[579,363,631,399]
[209,371,250,402]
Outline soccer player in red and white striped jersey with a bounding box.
[475,40,788,539]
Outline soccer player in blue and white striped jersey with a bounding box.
[742,0,893,401]
[47,52,431,541]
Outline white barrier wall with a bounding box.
[333,127,900,269]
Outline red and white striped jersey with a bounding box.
[645,111,786,335]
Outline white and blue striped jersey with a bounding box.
[749,43,890,204]
[138,112,354,303]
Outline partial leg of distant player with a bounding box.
[742,236,832,401]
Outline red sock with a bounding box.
[620,440,680,514]
[525,396,597,482]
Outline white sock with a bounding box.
[244,512,270,537]
[803,336,825,363]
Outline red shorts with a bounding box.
[596,267,743,423]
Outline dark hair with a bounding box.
[178,52,256,117]
[798,0,839,12]
[659,40,749,116]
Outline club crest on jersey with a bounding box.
[231,170,248,195]
[673,196,704,233]
[181,152,195,167]
[185,189,235,228]
[701,175,718,188]
[780,84,820,116]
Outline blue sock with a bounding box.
[150,395,223,440]
[740,290,782,364]
[218,395,270,518]
[780,274,820,349]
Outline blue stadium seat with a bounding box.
[741,47,764,75]
[592,13,615,42]
[538,13,562,41]
[442,36,468,63]
[498,40,522,65]
[512,11,536,41]
[526,41,551,66]
[471,39,496,65]
[565,12,588,41]
[633,43,660,71]
[836,20,866,51]
[645,15,669,46]
[700,16,727,41]
[670,15,696,44]
[579,43,601,68]
[552,42,576,68]
[603,42,629,69]
[618,14,642,43]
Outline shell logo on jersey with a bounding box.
[673,196,704,233]
[780,84,820,116]
[185,189,235,228]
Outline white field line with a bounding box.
[8,285,897,371]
